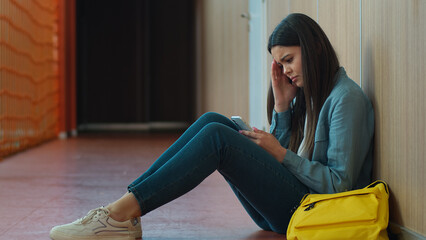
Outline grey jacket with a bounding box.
[270,67,374,194]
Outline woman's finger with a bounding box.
[239,130,258,139]
[271,61,278,80]
[252,127,263,133]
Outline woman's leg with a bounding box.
[128,112,238,187]
[108,112,238,221]
[127,122,309,233]
[107,192,141,222]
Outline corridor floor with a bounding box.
[0,133,286,240]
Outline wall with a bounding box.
[361,0,425,236]
[267,0,425,236]
[196,0,249,120]
[0,0,60,158]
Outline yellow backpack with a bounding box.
[287,181,389,240]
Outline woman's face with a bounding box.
[271,46,304,88]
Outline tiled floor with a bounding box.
[0,133,285,240]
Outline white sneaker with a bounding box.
[50,207,142,240]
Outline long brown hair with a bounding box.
[267,13,339,158]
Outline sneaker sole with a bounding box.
[50,230,140,240]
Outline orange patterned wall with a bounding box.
[0,0,59,158]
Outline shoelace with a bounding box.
[80,207,110,224]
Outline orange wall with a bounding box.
[0,0,75,158]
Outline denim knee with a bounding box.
[199,112,227,122]
[198,112,238,130]
[202,122,234,136]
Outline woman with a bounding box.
[50,13,374,239]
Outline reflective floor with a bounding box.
[0,133,285,240]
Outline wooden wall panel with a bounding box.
[361,0,425,235]
[267,0,317,36]
[318,1,360,85]
[288,0,317,20]
[267,0,290,36]
[199,0,249,119]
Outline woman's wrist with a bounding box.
[274,102,291,112]
[275,147,287,163]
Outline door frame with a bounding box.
[248,0,269,130]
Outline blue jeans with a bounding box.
[128,112,308,233]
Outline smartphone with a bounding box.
[231,116,253,131]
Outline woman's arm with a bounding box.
[269,109,292,148]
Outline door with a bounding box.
[76,0,195,129]
[198,0,250,120]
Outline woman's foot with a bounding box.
[50,207,142,240]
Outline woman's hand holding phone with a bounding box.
[271,60,298,112]
[239,127,287,163]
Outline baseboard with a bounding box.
[389,223,426,240]
[58,131,68,139]
[78,122,190,132]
